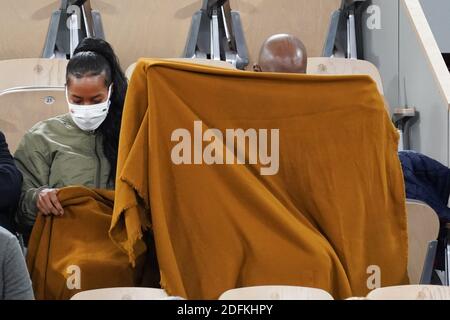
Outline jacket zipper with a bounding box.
[94,134,101,189]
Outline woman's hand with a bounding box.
[37,188,64,216]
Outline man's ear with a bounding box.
[253,63,262,72]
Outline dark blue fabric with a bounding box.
[0,131,22,232]
[399,151,450,223]
[399,151,450,271]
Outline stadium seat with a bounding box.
[307,57,384,95]
[0,88,66,153]
[70,287,170,300]
[218,286,334,300]
[0,58,67,93]
[125,58,237,80]
[0,58,68,152]
[367,285,450,300]
[406,200,440,284]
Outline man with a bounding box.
[0,131,22,232]
[254,34,446,279]
[253,33,308,74]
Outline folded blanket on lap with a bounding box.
[27,186,143,300]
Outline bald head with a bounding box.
[255,34,308,74]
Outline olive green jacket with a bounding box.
[14,114,113,229]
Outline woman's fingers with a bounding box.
[42,194,59,216]
[37,196,50,215]
[49,191,64,215]
[36,202,48,216]
[37,188,64,217]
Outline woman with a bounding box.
[14,38,128,237]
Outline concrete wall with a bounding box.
[420,0,450,53]
[0,0,340,70]
[363,0,400,110]
[399,0,450,164]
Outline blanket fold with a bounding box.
[27,186,144,300]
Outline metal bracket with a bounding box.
[392,107,417,150]
[323,0,367,59]
[183,0,249,70]
[42,0,105,59]
[420,240,438,284]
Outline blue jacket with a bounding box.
[399,151,450,222]
[0,132,22,232]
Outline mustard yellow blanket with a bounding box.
[27,186,143,300]
[111,59,409,299]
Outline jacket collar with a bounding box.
[63,113,97,136]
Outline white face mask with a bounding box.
[66,85,112,132]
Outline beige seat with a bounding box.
[406,200,440,284]
[346,202,441,300]
[125,58,237,80]
[0,58,67,93]
[367,285,450,300]
[0,88,67,153]
[307,57,384,95]
[126,58,383,92]
[70,287,169,300]
[0,59,68,152]
[219,286,334,300]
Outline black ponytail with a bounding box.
[66,38,128,184]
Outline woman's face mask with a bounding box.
[66,84,112,132]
